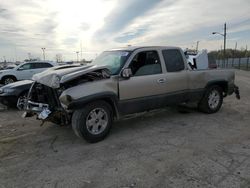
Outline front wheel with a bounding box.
[198,85,223,113]
[3,76,16,85]
[72,101,113,143]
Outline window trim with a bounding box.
[18,63,32,70]
[162,49,185,72]
[128,50,163,77]
[32,62,53,69]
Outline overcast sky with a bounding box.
[0,0,250,61]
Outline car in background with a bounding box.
[0,61,57,85]
[0,80,33,107]
[0,64,82,108]
[5,64,17,69]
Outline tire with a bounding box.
[72,100,113,143]
[3,76,16,85]
[198,85,223,114]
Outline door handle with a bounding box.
[157,78,166,84]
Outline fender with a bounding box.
[205,80,228,92]
[1,74,17,81]
[67,92,120,118]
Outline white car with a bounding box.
[0,61,57,85]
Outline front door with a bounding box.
[118,50,168,114]
[16,63,35,80]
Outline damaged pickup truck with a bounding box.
[18,46,240,143]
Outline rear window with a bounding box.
[162,49,185,72]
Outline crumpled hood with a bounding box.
[32,65,110,88]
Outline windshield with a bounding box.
[91,51,131,75]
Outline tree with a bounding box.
[208,49,250,60]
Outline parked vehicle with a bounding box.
[0,80,33,107]
[18,46,240,143]
[0,61,57,85]
[0,65,80,107]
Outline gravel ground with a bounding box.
[0,70,250,188]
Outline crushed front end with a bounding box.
[17,82,70,125]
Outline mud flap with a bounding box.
[234,85,240,100]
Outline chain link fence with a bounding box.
[216,57,250,70]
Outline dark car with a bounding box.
[0,80,33,107]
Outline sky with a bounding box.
[0,0,250,62]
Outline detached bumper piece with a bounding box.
[234,85,240,100]
[17,99,51,120]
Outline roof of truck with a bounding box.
[108,46,180,51]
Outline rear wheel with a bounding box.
[72,101,113,143]
[3,76,16,85]
[198,85,223,113]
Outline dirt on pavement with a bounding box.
[0,70,250,188]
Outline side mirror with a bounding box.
[17,67,24,71]
[121,68,132,78]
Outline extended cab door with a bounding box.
[118,49,170,114]
[160,48,189,100]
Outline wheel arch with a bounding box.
[68,92,120,119]
[205,80,228,94]
[1,75,17,82]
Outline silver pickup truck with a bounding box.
[18,46,240,142]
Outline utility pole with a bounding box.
[41,48,46,60]
[234,42,237,54]
[220,45,223,67]
[223,23,227,67]
[3,56,7,68]
[232,42,237,66]
[196,41,199,52]
[212,22,227,67]
[14,46,17,62]
[76,51,79,62]
[80,41,83,61]
[245,45,248,57]
[28,53,31,60]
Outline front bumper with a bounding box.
[234,85,240,99]
[17,98,51,119]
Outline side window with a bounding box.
[33,63,53,69]
[129,51,162,76]
[19,63,32,70]
[162,49,185,72]
[41,63,53,68]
